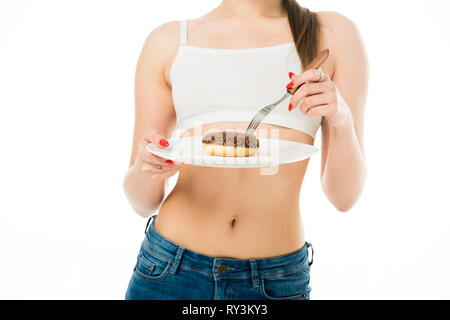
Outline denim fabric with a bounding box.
[125,214,314,300]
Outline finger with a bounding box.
[299,92,334,115]
[313,69,330,82]
[137,145,175,166]
[141,162,180,174]
[287,69,324,91]
[321,72,331,82]
[305,104,335,118]
[141,162,167,174]
[290,82,330,111]
[151,166,180,179]
[142,129,170,149]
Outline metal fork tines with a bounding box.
[245,92,291,136]
[244,49,331,137]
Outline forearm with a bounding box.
[123,164,165,218]
[321,122,367,212]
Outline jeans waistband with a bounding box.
[142,214,313,280]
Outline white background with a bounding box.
[1,0,449,300]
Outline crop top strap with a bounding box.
[179,20,188,46]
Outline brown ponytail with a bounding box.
[282,0,320,70]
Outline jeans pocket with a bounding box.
[260,264,311,300]
[133,248,171,281]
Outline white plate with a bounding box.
[146,136,318,168]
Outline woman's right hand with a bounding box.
[134,129,182,179]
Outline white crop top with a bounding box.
[170,20,322,138]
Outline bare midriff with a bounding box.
[155,121,315,260]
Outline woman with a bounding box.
[124,0,368,300]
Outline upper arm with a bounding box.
[318,12,369,176]
[128,21,180,167]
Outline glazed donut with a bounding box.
[202,131,260,157]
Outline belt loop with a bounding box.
[306,242,314,266]
[144,214,157,234]
[249,260,260,288]
[169,246,185,275]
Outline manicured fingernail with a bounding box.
[286,82,294,89]
[288,103,293,111]
[289,72,295,79]
[165,160,174,165]
[159,139,169,148]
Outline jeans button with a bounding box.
[217,264,227,274]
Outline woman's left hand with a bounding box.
[287,70,353,128]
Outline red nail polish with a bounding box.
[286,82,294,89]
[159,139,169,148]
[288,103,293,111]
[165,160,174,165]
[289,72,295,79]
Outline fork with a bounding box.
[245,49,330,136]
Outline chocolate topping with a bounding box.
[202,131,260,148]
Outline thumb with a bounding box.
[143,130,170,149]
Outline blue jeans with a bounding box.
[125,214,314,300]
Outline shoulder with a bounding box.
[316,11,366,75]
[316,11,364,52]
[141,20,180,55]
[317,11,359,29]
[137,21,182,81]
[316,11,361,40]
